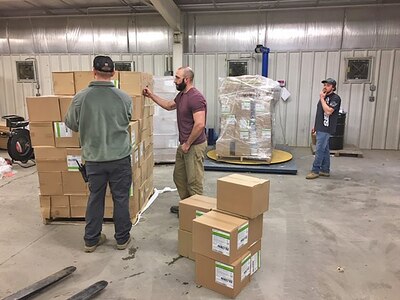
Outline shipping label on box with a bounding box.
[237,222,249,249]
[241,253,251,281]
[212,229,231,256]
[67,154,81,172]
[54,122,72,138]
[215,261,234,289]
[250,250,261,275]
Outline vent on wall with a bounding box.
[345,57,372,83]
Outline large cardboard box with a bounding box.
[120,72,152,96]
[35,147,67,172]
[69,195,87,217]
[179,195,217,232]
[38,172,63,195]
[50,195,70,218]
[52,72,75,95]
[26,96,61,122]
[249,240,261,277]
[193,211,250,264]
[0,122,8,149]
[59,96,74,120]
[217,174,269,219]
[178,229,195,260]
[29,122,54,147]
[74,71,94,93]
[131,96,145,121]
[62,171,88,195]
[53,122,80,147]
[215,210,263,246]
[195,251,251,298]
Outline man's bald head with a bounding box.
[178,67,194,82]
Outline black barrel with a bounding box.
[329,112,346,150]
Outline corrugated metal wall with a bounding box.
[185,49,400,150]
[1,6,399,150]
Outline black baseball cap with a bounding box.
[93,55,114,72]
[321,78,336,87]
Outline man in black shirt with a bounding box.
[306,78,341,179]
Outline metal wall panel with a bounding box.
[31,18,68,53]
[0,20,9,54]
[385,50,400,150]
[92,16,128,54]
[373,50,395,149]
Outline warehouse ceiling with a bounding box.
[0,0,399,17]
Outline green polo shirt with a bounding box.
[65,81,132,162]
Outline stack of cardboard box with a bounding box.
[178,173,269,298]
[216,75,281,163]
[0,122,8,149]
[27,71,154,223]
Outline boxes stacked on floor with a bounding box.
[178,195,217,260]
[27,70,154,222]
[152,76,179,163]
[178,173,269,298]
[216,75,281,163]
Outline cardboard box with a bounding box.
[131,96,145,121]
[179,195,217,232]
[69,195,87,217]
[215,210,263,246]
[249,240,261,277]
[62,171,88,195]
[50,195,70,218]
[178,229,195,260]
[217,174,269,218]
[59,96,74,120]
[39,195,51,219]
[193,211,250,264]
[38,172,63,195]
[53,122,80,147]
[35,147,67,172]
[195,251,251,298]
[52,72,75,95]
[120,72,152,96]
[26,96,61,122]
[74,71,94,93]
[29,122,54,147]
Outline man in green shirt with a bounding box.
[65,56,133,252]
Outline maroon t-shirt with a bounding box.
[174,87,207,145]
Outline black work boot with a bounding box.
[170,205,179,217]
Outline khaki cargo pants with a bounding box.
[173,141,207,200]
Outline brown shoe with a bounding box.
[319,172,330,177]
[306,172,319,179]
[84,233,106,253]
[117,237,131,250]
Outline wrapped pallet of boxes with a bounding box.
[216,75,281,163]
[178,195,217,260]
[152,76,179,163]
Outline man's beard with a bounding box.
[176,81,187,91]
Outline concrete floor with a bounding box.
[0,147,399,300]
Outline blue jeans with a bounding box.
[312,131,331,174]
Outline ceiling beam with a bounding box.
[148,0,181,31]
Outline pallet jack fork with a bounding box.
[2,266,108,300]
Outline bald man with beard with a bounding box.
[143,67,207,215]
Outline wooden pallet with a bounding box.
[216,153,272,163]
[310,144,363,158]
